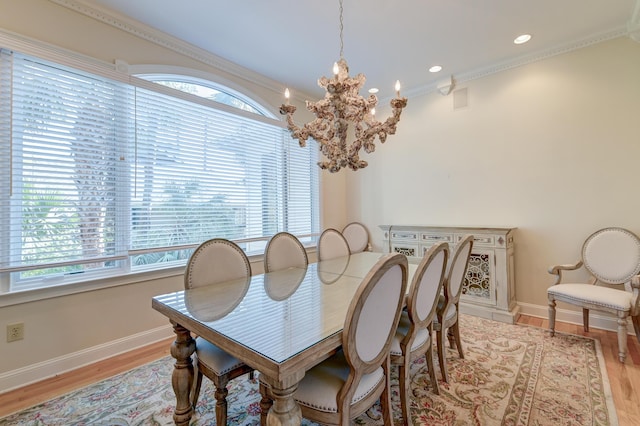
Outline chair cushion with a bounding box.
[390,311,430,356]
[547,283,633,311]
[195,337,246,375]
[294,350,384,413]
[435,295,457,322]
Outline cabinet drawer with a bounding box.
[421,233,453,244]
[390,231,419,241]
[457,234,495,247]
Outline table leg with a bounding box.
[262,372,304,426]
[169,321,196,426]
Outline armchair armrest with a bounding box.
[631,275,640,316]
[548,260,583,285]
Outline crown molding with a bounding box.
[405,25,633,99]
[50,0,638,102]
[47,0,316,101]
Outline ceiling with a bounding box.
[84,0,639,100]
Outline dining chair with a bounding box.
[342,222,370,254]
[433,234,474,383]
[318,228,350,261]
[185,238,255,425]
[264,231,308,272]
[390,242,449,423]
[260,253,408,426]
[547,227,640,363]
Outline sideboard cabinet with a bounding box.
[379,225,519,323]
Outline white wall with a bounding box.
[348,36,640,315]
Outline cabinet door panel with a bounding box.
[461,249,496,306]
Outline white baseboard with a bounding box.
[0,325,174,394]
[517,302,635,334]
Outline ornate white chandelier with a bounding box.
[280,0,408,173]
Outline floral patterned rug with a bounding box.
[1,315,617,425]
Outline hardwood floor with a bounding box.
[1,315,639,424]
[0,338,174,418]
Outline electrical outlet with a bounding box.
[7,323,24,342]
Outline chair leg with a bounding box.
[451,321,464,359]
[380,358,394,426]
[214,377,230,426]
[190,366,203,409]
[436,327,448,383]
[398,357,411,426]
[446,329,455,349]
[632,315,640,343]
[425,344,440,395]
[547,297,556,337]
[583,308,590,332]
[616,312,628,363]
[259,381,273,426]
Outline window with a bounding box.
[0,49,320,294]
[142,74,266,116]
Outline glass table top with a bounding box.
[152,252,417,365]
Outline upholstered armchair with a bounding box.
[547,227,640,363]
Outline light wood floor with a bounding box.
[1,315,639,424]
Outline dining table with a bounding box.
[151,251,418,426]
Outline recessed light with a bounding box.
[368,88,379,94]
[429,65,442,73]
[514,34,532,45]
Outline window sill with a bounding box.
[0,265,187,308]
[0,247,317,308]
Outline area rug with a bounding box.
[0,315,618,425]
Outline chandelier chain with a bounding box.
[339,0,344,59]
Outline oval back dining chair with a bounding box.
[342,222,370,254]
[264,231,308,273]
[433,234,474,383]
[547,227,640,362]
[390,242,449,423]
[260,253,408,426]
[318,228,350,261]
[184,238,254,425]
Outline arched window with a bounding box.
[0,52,320,293]
[138,73,271,117]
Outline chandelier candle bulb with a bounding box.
[333,62,339,75]
[395,80,401,97]
[284,88,290,104]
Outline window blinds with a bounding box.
[0,50,319,286]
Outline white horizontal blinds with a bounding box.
[0,50,12,272]
[131,85,289,254]
[1,52,131,275]
[0,45,320,286]
[286,135,319,240]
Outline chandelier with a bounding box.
[279,0,408,173]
